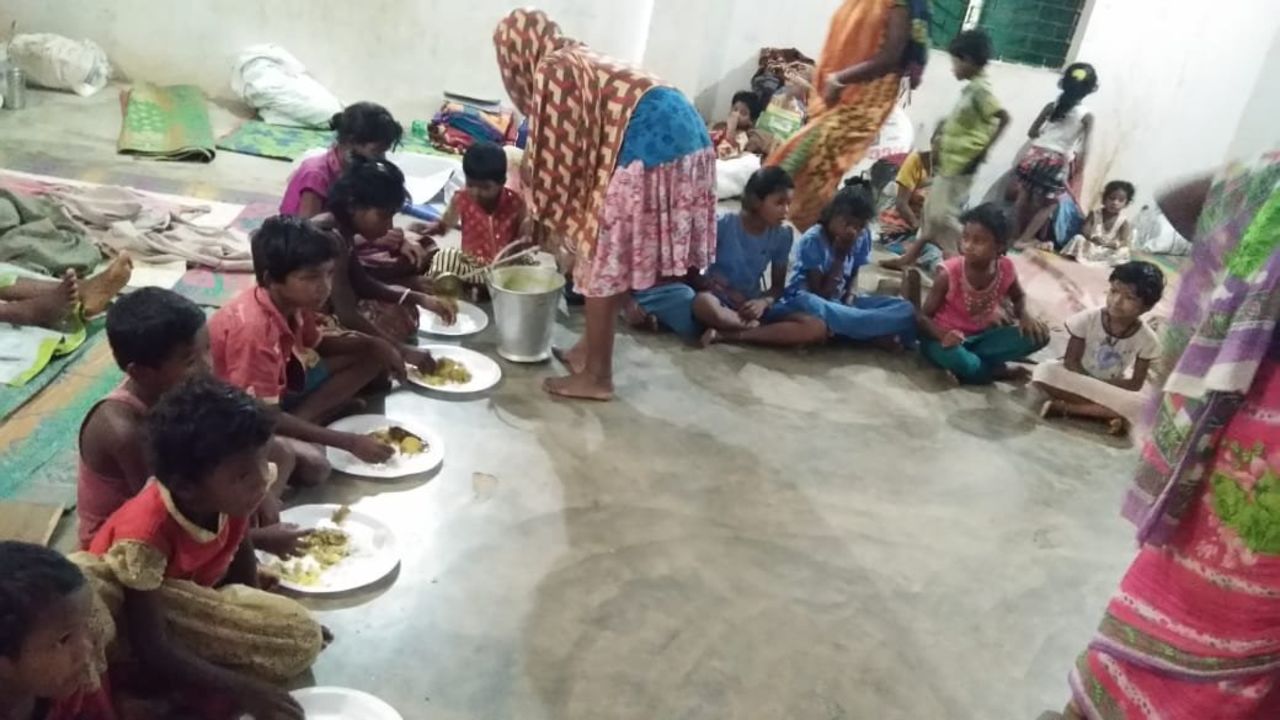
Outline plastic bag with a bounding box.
[231,45,341,128]
[1132,205,1191,256]
[8,33,111,97]
[755,92,805,145]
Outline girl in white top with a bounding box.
[1033,260,1165,435]
[1062,179,1136,265]
[1013,62,1098,245]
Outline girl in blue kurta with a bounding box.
[771,179,918,347]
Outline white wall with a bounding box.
[3,0,1277,201]
[1070,0,1280,203]
[0,0,654,121]
[1228,27,1280,162]
[643,0,841,118]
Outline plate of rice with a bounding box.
[259,504,399,594]
[419,300,488,337]
[325,415,445,478]
[405,345,502,394]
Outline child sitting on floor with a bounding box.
[684,167,826,347]
[0,541,117,720]
[79,377,322,720]
[1060,180,1135,265]
[710,91,767,159]
[1034,260,1164,435]
[917,203,1050,384]
[280,101,432,285]
[313,158,456,352]
[209,215,402,466]
[78,287,328,554]
[708,179,916,347]
[421,141,532,295]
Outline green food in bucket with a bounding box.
[493,268,563,293]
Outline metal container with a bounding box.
[488,265,565,363]
[3,67,26,110]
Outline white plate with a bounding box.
[419,300,488,337]
[405,345,502,394]
[292,687,403,720]
[260,504,400,595]
[325,414,445,479]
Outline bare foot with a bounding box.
[3,273,77,329]
[619,297,659,331]
[552,344,587,374]
[699,327,721,348]
[880,255,912,271]
[81,253,133,316]
[992,364,1033,384]
[869,335,904,353]
[1040,399,1059,419]
[543,372,613,401]
[902,267,923,308]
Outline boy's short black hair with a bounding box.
[106,288,206,370]
[462,142,508,185]
[251,215,338,286]
[731,90,763,122]
[148,377,275,489]
[819,177,877,226]
[0,542,86,658]
[1103,180,1137,204]
[1110,261,1165,308]
[949,29,993,67]
[960,203,1011,248]
[328,157,410,224]
[743,166,794,202]
[329,101,403,148]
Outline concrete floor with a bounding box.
[1,89,1140,720]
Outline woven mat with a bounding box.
[216,119,448,161]
[118,84,216,162]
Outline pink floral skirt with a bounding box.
[1071,356,1280,718]
[573,148,716,298]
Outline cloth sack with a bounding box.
[8,33,111,97]
[230,45,341,128]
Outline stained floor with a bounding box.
[1,90,1139,720]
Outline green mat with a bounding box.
[216,120,449,161]
[118,84,216,162]
[0,320,106,422]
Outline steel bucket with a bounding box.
[488,265,565,363]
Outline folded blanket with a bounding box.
[117,84,216,162]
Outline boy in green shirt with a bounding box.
[884,29,1010,271]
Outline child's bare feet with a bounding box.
[879,255,911,271]
[81,253,133,316]
[619,296,658,331]
[991,363,1032,384]
[552,344,587,374]
[4,272,78,329]
[869,335,905,353]
[902,267,923,308]
[699,327,721,348]
[1040,399,1060,419]
[543,372,613,401]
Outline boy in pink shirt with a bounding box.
[209,215,401,465]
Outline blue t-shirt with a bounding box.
[705,213,794,299]
[784,225,871,298]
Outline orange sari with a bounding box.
[767,0,907,230]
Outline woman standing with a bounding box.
[493,9,716,401]
[1052,153,1280,719]
[766,0,931,231]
